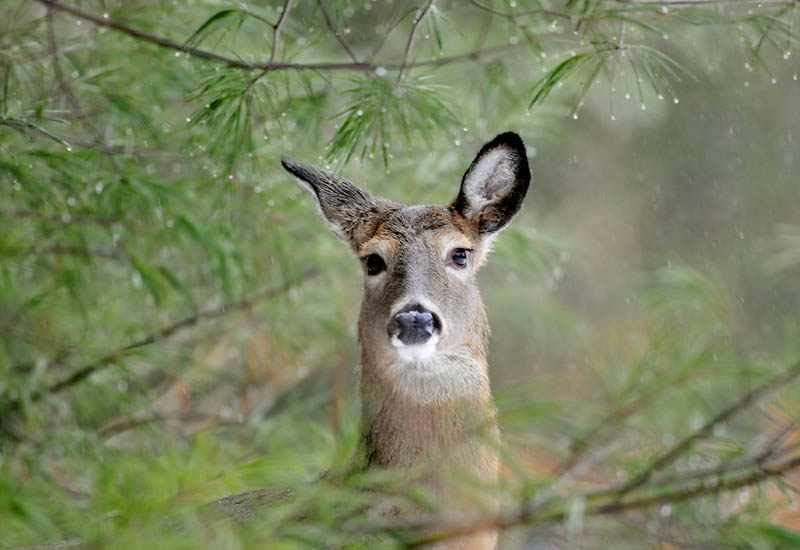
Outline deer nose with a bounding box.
[387,304,441,346]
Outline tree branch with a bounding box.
[469,0,572,20]
[615,359,800,494]
[0,269,317,416]
[372,452,800,547]
[619,0,794,6]
[270,0,294,66]
[0,117,185,158]
[317,0,360,63]
[397,0,436,83]
[3,245,124,261]
[45,7,123,179]
[31,0,541,75]
[34,0,373,72]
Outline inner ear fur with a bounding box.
[281,156,397,252]
[451,132,531,234]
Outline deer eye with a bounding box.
[448,248,470,269]
[364,254,386,276]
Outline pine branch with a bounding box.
[2,245,124,261]
[31,0,526,75]
[397,0,436,83]
[45,7,123,179]
[620,0,794,6]
[0,117,184,158]
[270,0,294,66]
[339,359,800,545]
[97,411,244,439]
[469,0,572,20]
[317,0,360,63]
[0,269,317,416]
[33,0,373,73]
[394,452,800,547]
[615,358,800,494]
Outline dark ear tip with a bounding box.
[488,131,525,152]
[280,155,299,174]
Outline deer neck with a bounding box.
[358,342,499,479]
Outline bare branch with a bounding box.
[317,0,360,63]
[0,117,71,147]
[0,117,185,158]
[4,245,124,261]
[0,209,118,227]
[0,269,317,415]
[98,411,243,439]
[619,0,794,6]
[469,0,572,20]
[616,359,800,494]
[45,7,123,178]
[374,452,800,547]
[270,0,294,65]
[34,0,372,72]
[397,0,436,83]
[31,0,540,75]
[365,3,408,62]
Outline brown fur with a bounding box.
[281,132,531,550]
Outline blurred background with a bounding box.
[1,0,800,548]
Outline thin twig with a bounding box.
[376,453,800,547]
[396,0,436,83]
[45,7,123,178]
[0,269,317,415]
[98,411,243,439]
[239,8,277,29]
[32,0,536,75]
[1,117,71,147]
[270,0,294,65]
[3,245,124,261]
[365,3,408,63]
[317,0,360,63]
[0,117,190,158]
[469,0,572,20]
[616,359,800,494]
[619,0,794,5]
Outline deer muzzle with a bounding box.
[387,303,441,347]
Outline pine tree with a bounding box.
[2,1,800,548]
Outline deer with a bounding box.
[281,132,531,550]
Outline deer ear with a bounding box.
[451,132,531,234]
[281,156,394,251]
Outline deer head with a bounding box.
[281,132,530,377]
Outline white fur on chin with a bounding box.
[391,333,440,362]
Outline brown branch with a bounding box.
[619,0,794,6]
[615,359,800,494]
[238,8,277,29]
[365,3,408,63]
[2,245,124,261]
[558,352,713,474]
[0,269,317,415]
[469,0,573,20]
[32,0,539,75]
[270,0,294,65]
[45,7,123,178]
[0,209,117,227]
[317,0,360,63]
[1,117,71,147]
[34,0,372,73]
[380,452,800,547]
[397,0,436,83]
[98,411,243,439]
[0,117,184,158]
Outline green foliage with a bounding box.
[1,0,800,549]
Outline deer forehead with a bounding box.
[358,206,476,258]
